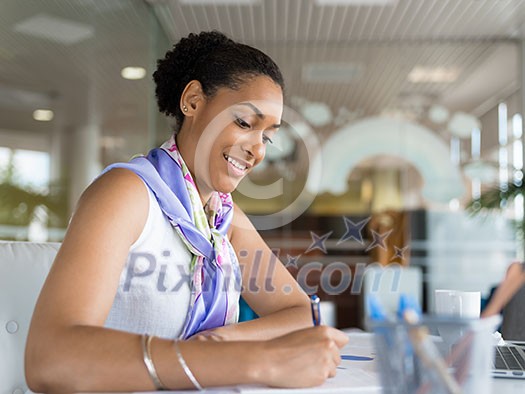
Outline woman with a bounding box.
[25,31,347,392]
[482,262,525,341]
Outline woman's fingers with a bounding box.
[256,325,349,388]
[332,344,342,366]
[312,326,349,347]
[330,328,350,348]
[328,339,341,378]
[188,329,225,341]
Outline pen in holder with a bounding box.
[369,314,501,394]
[403,309,462,394]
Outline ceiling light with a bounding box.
[121,67,146,80]
[300,102,333,127]
[179,0,259,4]
[101,136,125,150]
[448,112,481,138]
[33,109,54,122]
[428,105,450,124]
[463,161,498,183]
[14,14,94,45]
[302,63,363,83]
[315,0,397,5]
[408,67,459,83]
[448,198,460,211]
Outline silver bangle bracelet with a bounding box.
[174,340,203,391]
[141,334,167,390]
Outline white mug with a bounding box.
[434,289,481,346]
[434,289,481,318]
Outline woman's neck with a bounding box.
[174,131,212,206]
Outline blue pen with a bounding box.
[310,295,321,326]
[341,355,374,361]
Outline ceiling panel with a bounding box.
[150,0,525,42]
[146,0,522,144]
[1,0,524,164]
[0,0,156,160]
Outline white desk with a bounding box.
[492,378,525,393]
[138,332,523,394]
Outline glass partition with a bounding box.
[0,0,170,241]
[1,0,522,327]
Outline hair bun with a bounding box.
[154,31,233,118]
[153,30,284,131]
[176,31,234,73]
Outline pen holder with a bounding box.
[368,315,501,394]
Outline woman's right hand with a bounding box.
[255,326,349,388]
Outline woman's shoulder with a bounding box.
[72,168,150,245]
[80,168,147,207]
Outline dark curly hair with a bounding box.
[153,30,285,132]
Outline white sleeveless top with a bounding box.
[104,183,192,339]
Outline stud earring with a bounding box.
[182,105,188,112]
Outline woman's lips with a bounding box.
[224,154,249,177]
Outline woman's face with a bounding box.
[184,75,283,196]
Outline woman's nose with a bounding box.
[242,135,266,161]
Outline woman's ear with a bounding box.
[180,80,205,116]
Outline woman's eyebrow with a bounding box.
[237,102,281,129]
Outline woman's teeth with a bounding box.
[225,155,247,171]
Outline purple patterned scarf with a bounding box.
[102,136,241,339]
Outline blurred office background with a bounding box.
[1,0,524,327]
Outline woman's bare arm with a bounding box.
[481,262,525,318]
[24,169,346,392]
[202,203,312,341]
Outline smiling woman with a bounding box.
[24,30,348,392]
[174,77,283,200]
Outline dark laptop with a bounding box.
[492,343,525,379]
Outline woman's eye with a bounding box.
[235,118,251,129]
[263,135,273,145]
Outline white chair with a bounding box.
[0,241,59,394]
